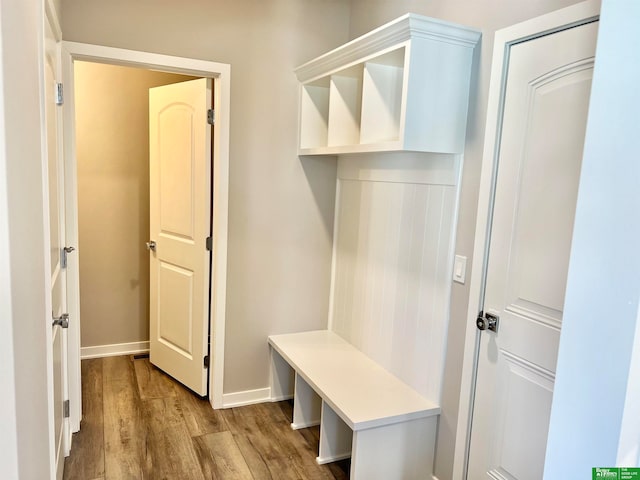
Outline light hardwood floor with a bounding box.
[64,356,350,479]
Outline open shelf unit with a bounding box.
[296,14,481,155]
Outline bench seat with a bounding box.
[268,330,440,480]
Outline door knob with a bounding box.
[146,240,157,252]
[52,313,69,329]
[476,311,499,332]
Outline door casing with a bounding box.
[452,1,601,478]
[43,0,68,477]
[61,43,231,431]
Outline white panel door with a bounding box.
[44,11,68,480]
[467,22,598,479]
[149,78,211,396]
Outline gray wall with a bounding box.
[347,1,585,478]
[62,0,350,394]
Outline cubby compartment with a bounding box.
[295,14,481,155]
[299,80,330,150]
[360,48,405,145]
[328,65,363,147]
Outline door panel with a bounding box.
[467,22,598,479]
[504,66,594,325]
[159,106,196,238]
[149,78,211,396]
[158,262,194,354]
[494,353,554,480]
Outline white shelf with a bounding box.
[296,14,481,155]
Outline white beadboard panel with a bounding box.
[330,156,458,402]
[338,152,459,186]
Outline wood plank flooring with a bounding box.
[64,356,350,480]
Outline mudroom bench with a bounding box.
[268,330,440,480]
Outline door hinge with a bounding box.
[203,355,210,369]
[52,313,69,329]
[56,83,64,106]
[61,246,75,269]
[63,400,70,418]
[207,108,215,125]
[206,236,213,251]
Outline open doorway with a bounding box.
[62,43,231,436]
[74,61,198,362]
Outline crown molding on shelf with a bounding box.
[295,13,481,83]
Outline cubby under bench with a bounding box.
[268,330,440,480]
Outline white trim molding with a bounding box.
[80,341,150,360]
[222,388,273,409]
[295,13,480,83]
[271,393,295,402]
[451,1,601,478]
[61,43,231,430]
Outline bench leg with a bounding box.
[291,373,322,429]
[269,348,294,401]
[317,402,352,465]
[350,416,436,480]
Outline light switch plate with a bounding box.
[453,255,467,284]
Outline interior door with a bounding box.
[44,10,69,480]
[148,78,212,396]
[467,21,598,479]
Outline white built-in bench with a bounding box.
[269,330,440,480]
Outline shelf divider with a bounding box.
[328,69,363,147]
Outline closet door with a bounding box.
[467,21,597,479]
[148,78,212,396]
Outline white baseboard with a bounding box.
[222,388,272,408]
[81,341,150,359]
[316,452,351,465]
[292,420,320,430]
[432,475,440,480]
[270,393,294,402]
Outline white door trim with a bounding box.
[42,0,64,476]
[451,1,600,478]
[61,43,231,428]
